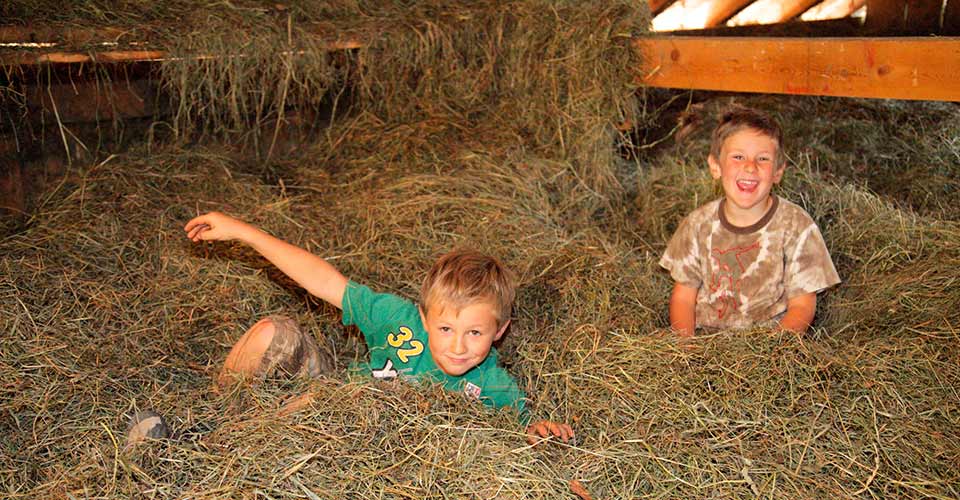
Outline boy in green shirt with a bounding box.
[183,211,573,444]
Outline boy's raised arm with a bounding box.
[185,212,348,309]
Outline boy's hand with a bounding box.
[185,212,252,243]
[525,420,574,445]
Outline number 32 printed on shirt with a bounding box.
[387,326,424,363]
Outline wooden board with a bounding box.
[648,0,675,16]
[653,0,755,30]
[636,36,960,101]
[727,0,823,26]
[800,0,866,21]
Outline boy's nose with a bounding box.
[744,159,757,172]
[451,334,468,354]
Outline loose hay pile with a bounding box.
[2,1,960,498]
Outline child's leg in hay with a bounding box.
[125,410,170,450]
[218,315,334,388]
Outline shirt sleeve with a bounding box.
[783,218,842,298]
[659,214,703,288]
[341,281,413,348]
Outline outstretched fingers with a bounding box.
[184,212,232,242]
[525,419,575,445]
[186,223,211,242]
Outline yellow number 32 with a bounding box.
[387,326,424,363]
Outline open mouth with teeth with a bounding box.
[736,179,759,192]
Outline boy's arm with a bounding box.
[185,212,348,309]
[526,420,574,445]
[669,282,698,338]
[778,292,816,333]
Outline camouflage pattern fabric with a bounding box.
[258,315,335,378]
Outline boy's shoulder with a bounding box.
[341,280,422,337]
[772,196,819,228]
[680,198,723,227]
[344,280,415,309]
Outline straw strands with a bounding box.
[2,1,959,498]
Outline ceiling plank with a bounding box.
[636,36,960,101]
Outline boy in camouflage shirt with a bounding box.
[659,106,840,337]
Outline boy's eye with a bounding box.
[439,326,452,333]
[468,330,482,336]
[731,154,744,160]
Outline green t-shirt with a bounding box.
[341,281,527,418]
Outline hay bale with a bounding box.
[2,2,959,499]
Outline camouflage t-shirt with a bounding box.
[659,196,841,330]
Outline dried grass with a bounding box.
[2,2,959,499]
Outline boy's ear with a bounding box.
[707,154,722,179]
[494,319,511,341]
[418,305,427,326]
[773,163,786,184]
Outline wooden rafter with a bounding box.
[652,0,755,31]
[648,0,675,16]
[0,41,362,66]
[637,36,960,101]
[727,0,823,26]
[703,0,757,26]
[0,26,129,44]
[801,0,866,21]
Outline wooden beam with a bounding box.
[727,0,822,26]
[3,50,167,65]
[23,79,159,123]
[801,0,867,21]
[636,36,960,101]
[704,0,757,26]
[669,17,863,37]
[652,0,755,30]
[0,26,129,44]
[648,0,675,16]
[0,41,363,67]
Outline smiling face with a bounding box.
[420,300,510,377]
[709,127,785,226]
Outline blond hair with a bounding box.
[710,105,785,167]
[420,248,516,327]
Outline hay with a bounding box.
[4,109,960,497]
[3,2,960,499]
[643,95,960,221]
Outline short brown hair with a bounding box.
[710,106,785,166]
[420,248,516,327]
